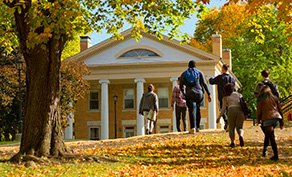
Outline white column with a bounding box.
[134,78,145,136]
[64,112,73,139]
[64,102,73,139]
[170,77,178,132]
[207,76,217,129]
[99,79,110,140]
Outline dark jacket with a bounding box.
[209,73,236,101]
[179,68,210,102]
[254,79,279,98]
[139,91,159,115]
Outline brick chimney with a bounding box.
[212,34,222,58]
[80,36,91,52]
[222,49,232,71]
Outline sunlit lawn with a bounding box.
[0,127,292,176]
[0,140,19,145]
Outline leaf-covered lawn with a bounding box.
[1,126,292,176]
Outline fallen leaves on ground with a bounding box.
[0,126,292,176]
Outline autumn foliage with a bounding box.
[0,49,23,141]
[0,57,90,140]
[190,2,250,52]
[60,61,90,128]
[1,127,292,176]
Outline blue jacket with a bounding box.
[179,68,210,103]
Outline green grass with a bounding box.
[0,140,19,145]
[0,161,125,177]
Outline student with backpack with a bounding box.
[254,69,280,160]
[256,85,284,161]
[209,64,236,131]
[179,60,212,133]
[254,69,279,98]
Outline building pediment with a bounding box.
[67,29,220,65]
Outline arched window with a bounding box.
[119,49,159,58]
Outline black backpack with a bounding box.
[262,80,279,98]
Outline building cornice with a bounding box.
[87,60,218,70]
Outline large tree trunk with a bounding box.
[7,1,68,161]
[12,39,67,159]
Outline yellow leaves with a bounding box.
[136,19,144,30]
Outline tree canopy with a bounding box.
[192,3,292,116]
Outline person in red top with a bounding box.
[171,77,187,132]
[257,85,284,161]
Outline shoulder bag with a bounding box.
[239,96,251,117]
[147,94,156,121]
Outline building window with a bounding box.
[89,127,100,140]
[158,88,169,108]
[159,125,170,133]
[124,126,135,138]
[89,91,99,110]
[124,89,135,109]
[120,49,158,58]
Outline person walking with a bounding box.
[171,77,187,132]
[254,69,280,159]
[209,64,236,131]
[257,85,284,161]
[180,60,212,133]
[254,69,279,98]
[139,84,159,135]
[217,83,245,148]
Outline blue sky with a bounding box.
[89,1,226,45]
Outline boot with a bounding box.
[229,143,235,148]
[239,136,244,147]
[270,155,279,161]
[262,148,268,157]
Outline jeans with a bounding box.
[186,96,203,129]
[186,100,197,129]
[219,99,228,127]
[196,103,202,130]
[175,105,187,132]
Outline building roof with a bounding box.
[67,28,220,63]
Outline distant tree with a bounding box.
[60,61,90,129]
[0,46,89,141]
[231,6,292,106]
[192,3,292,117]
[0,48,24,141]
[61,34,80,61]
[191,2,249,51]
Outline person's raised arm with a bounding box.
[209,75,220,85]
